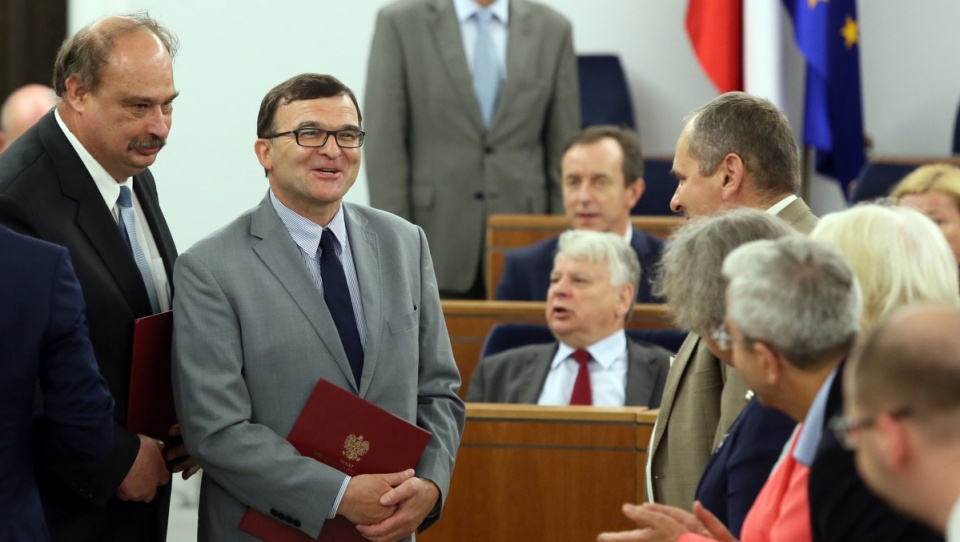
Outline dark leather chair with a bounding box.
[480,322,686,359]
[953,99,960,155]
[849,160,919,203]
[577,54,635,129]
[631,156,677,216]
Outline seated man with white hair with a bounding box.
[467,230,670,407]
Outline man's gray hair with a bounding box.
[556,229,640,288]
[684,91,800,197]
[653,208,795,334]
[723,236,863,370]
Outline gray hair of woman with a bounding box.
[653,208,795,334]
[722,236,862,370]
[810,203,960,332]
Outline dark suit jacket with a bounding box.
[694,397,795,539]
[0,111,178,542]
[494,226,665,303]
[808,364,943,542]
[465,338,670,407]
[0,225,114,542]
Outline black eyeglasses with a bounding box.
[263,128,365,148]
[828,406,914,451]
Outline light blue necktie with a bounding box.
[472,8,501,126]
[117,186,161,314]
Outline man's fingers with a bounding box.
[693,501,736,542]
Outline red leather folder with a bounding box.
[126,311,179,450]
[239,379,432,541]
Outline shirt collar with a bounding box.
[765,194,799,216]
[55,108,132,209]
[454,0,510,24]
[793,368,838,466]
[269,190,349,256]
[552,329,627,371]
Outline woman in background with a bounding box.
[891,163,960,266]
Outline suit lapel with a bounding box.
[343,204,381,398]
[650,333,701,451]
[249,196,359,390]
[624,342,659,407]
[517,343,557,403]
[494,0,536,129]
[40,114,154,316]
[133,173,177,286]
[428,0,486,130]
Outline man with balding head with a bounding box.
[0,84,53,153]
[647,92,818,509]
[0,13,188,542]
[844,304,960,541]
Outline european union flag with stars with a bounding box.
[784,0,866,197]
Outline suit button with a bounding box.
[484,146,494,154]
[293,519,302,527]
[474,191,485,200]
[270,508,279,517]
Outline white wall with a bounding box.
[67,0,960,250]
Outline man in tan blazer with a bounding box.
[646,92,818,509]
[363,0,580,298]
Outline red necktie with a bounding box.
[569,349,593,405]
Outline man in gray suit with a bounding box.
[647,92,819,509]
[171,74,465,542]
[364,0,580,298]
[467,230,670,407]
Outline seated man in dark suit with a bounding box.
[0,224,115,541]
[494,126,664,303]
[469,230,670,406]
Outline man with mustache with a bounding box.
[0,13,191,542]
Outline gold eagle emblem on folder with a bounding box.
[342,434,370,462]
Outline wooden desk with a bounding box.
[419,404,659,542]
[485,214,684,298]
[442,300,674,398]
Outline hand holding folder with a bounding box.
[239,379,432,542]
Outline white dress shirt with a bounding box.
[538,330,629,406]
[949,495,960,542]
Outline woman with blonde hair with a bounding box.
[811,203,960,330]
[891,163,960,265]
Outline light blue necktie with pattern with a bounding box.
[472,8,502,126]
[117,185,161,313]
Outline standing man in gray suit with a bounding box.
[468,230,670,406]
[364,0,580,298]
[171,73,465,542]
[646,92,819,510]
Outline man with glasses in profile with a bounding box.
[840,303,960,541]
[171,73,464,542]
[602,236,941,542]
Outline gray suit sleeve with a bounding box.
[365,8,413,220]
[543,16,580,214]
[409,226,466,530]
[172,251,345,538]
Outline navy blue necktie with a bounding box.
[319,229,363,385]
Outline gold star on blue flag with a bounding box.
[784,0,866,197]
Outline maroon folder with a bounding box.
[239,379,432,542]
[126,311,179,450]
